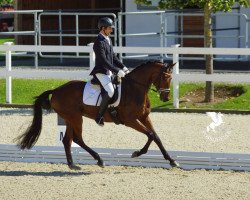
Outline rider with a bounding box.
[90,17,130,126]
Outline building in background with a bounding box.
[1,0,248,68]
[12,0,250,49]
[14,0,123,45]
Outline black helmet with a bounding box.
[98,17,115,30]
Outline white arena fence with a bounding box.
[0,44,250,171]
[0,43,250,107]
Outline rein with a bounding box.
[125,75,149,89]
[123,62,171,95]
[125,76,160,93]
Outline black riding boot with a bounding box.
[95,93,111,126]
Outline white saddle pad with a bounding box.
[83,81,121,107]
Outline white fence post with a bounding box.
[88,43,95,72]
[171,44,180,108]
[4,42,13,104]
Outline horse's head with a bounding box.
[153,62,176,102]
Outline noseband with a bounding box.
[158,88,170,94]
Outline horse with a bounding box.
[15,61,180,170]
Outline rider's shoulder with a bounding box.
[94,36,105,46]
[96,34,106,42]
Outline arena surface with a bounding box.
[0,108,249,200]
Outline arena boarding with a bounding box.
[0,44,250,172]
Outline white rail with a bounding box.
[0,43,250,107]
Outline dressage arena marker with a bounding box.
[0,144,249,171]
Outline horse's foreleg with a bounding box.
[142,116,179,167]
[125,117,180,168]
[63,123,81,170]
[152,131,180,168]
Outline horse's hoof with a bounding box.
[69,165,81,170]
[170,160,180,168]
[131,151,140,158]
[97,160,105,168]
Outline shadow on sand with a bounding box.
[0,170,92,177]
[0,108,52,116]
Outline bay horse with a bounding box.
[15,61,180,170]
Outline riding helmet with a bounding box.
[98,17,115,30]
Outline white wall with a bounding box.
[125,0,250,51]
[125,0,176,48]
[125,0,161,47]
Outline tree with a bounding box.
[135,0,249,102]
[0,0,13,6]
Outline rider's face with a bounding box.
[102,26,113,36]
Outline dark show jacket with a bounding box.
[90,34,125,75]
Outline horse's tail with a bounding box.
[15,90,54,149]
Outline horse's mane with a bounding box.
[122,61,164,106]
[128,60,165,75]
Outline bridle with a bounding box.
[153,64,172,95]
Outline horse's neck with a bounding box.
[122,64,158,108]
[127,65,156,91]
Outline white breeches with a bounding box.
[96,72,114,98]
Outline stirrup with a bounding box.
[95,116,104,126]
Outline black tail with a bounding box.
[15,90,53,149]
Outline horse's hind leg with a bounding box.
[130,119,154,158]
[71,116,105,168]
[131,137,152,158]
[63,122,81,170]
[125,118,154,158]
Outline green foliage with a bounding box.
[0,0,13,6]
[0,0,14,5]
[135,0,250,12]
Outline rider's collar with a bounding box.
[100,32,111,45]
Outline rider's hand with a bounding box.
[123,67,130,74]
[117,70,126,78]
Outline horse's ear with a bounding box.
[170,62,177,69]
[166,62,176,72]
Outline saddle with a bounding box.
[83,75,123,125]
[90,75,119,105]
